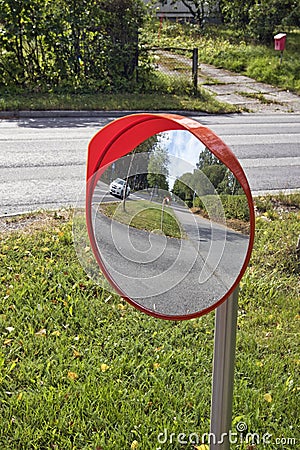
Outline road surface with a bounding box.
[88,199,249,317]
[0,113,299,216]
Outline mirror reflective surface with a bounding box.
[74,130,251,318]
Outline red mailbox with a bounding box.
[274,33,286,51]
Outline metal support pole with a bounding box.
[280,51,283,65]
[210,287,239,450]
[192,48,198,96]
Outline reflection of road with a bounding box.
[172,204,249,292]
[92,193,249,317]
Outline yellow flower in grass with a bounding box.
[67,371,78,381]
[101,363,109,372]
[264,393,272,403]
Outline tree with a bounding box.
[172,173,194,202]
[220,0,300,43]
[198,148,243,194]
[0,0,51,84]
[197,147,223,170]
[173,147,242,204]
[147,143,169,193]
[128,135,159,191]
[248,0,300,43]
[202,164,227,192]
[220,0,255,31]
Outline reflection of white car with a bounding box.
[109,178,130,198]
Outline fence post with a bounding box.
[192,48,198,95]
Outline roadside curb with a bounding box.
[0,109,213,120]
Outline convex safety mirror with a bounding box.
[73,114,255,320]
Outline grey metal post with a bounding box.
[280,51,283,65]
[192,48,198,95]
[210,287,239,450]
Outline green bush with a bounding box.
[220,194,250,221]
[194,194,250,222]
[0,0,145,92]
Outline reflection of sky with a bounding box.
[159,130,205,189]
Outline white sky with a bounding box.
[158,130,205,189]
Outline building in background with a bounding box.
[153,1,194,21]
[144,1,221,24]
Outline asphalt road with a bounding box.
[91,200,249,317]
[0,113,299,216]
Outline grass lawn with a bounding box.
[0,89,237,115]
[99,199,183,239]
[0,196,299,449]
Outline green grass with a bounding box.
[255,192,300,213]
[0,88,237,114]
[99,199,183,239]
[152,53,191,73]
[0,196,299,449]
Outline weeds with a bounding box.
[238,91,284,105]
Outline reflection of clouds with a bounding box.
[159,131,205,189]
[169,157,195,189]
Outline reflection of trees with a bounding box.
[197,148,243,195]
[172,148,249,224]
[172,148,243,203]
[99,135,170,198]
[201,164,241,195]
[172,173,195,202]
[147,143,169,192]
[128,136,158,191]
[172,169,214,202]
[99,136,158,189]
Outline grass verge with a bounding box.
[0,196,299,449]
[99,200,183,239]
[0,89,237,114]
